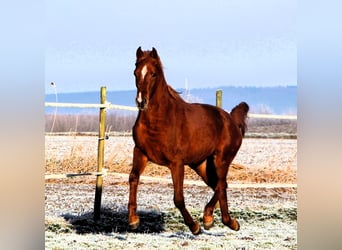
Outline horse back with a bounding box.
[185,103,243,147]
[133,101,242,165]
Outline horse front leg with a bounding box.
[128,146,148,230]
[170,162,201,235]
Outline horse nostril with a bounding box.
[136,95,148,110]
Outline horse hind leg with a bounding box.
[214,152,240,231]
[194,154,240,231]
[170,162,201,235]
[191,156,219,230]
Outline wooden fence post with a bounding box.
[216,89,222,108]
[94,86,107,220]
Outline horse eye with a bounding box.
[151,72,157,77]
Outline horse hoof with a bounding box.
[191,222,201,235]
[129,216,140,230]
[203,216,214,230]
[203,221,214,230]
[229,218,240,231]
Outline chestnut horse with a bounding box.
[128,47,249,235]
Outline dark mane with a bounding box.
[167,85,184,101]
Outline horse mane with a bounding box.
[167,85,185,101]
[148,50,184,102]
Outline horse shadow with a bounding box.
[61,208,165,234]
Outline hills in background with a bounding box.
[45,86,297,115]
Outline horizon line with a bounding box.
[45,85,297,95]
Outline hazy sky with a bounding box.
[45,0,296,93]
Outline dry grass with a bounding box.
[45,137,296,184]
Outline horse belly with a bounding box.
[183,139,216,165]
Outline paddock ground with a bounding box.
[45,136,297,249]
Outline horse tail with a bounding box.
[230,102,249,137]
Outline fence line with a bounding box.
[45,102,297,120]
[45,102,139,112]
[248,113,296,120]
[45,171,297,189]
[45,87,297,219]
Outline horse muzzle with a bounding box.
[136,92,148,110]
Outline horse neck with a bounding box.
[148,77,173,112]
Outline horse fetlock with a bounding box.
[230,218,240,231]
[203,215,214,230]
[129,215,140,230]
[190,221,201,235]
[225,217,240,231]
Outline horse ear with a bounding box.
[136,46,143,59]
[150,47,158,58]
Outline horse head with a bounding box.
[134,47,164,110]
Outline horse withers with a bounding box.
[128,47,249,235]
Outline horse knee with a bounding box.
[129,170,140,184]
